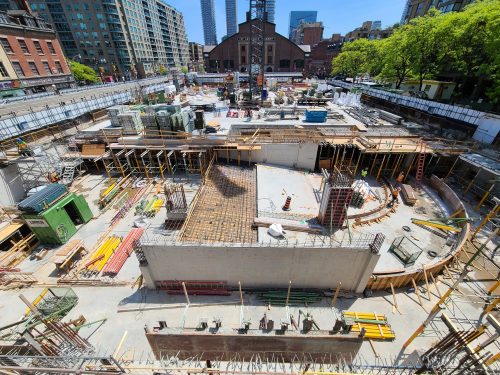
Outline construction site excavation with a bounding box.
[0,72,498,375]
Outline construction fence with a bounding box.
[0,82,170,141]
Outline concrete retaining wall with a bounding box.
[146,331,362,361]
[218,143,318,171]
[0,164,25,205]
[141,243,380,293]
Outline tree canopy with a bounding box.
[331,0,500,105]
[69,60,101,84]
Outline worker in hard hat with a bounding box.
[396,172,405,186]
[361,168,368,180]
[390,187,400,206]
[16,138,31,156]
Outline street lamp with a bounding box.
[71,54,82,61]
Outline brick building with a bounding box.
[204,19,309,73]
[291,22,323,46]
[306,35,344,78]
[0,9,74,94]
[189,42,204,72]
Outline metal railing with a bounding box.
[329,79,487,126]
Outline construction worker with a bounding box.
[391,187,400,205]
[361,168,368,180]
[396,172,405,186]
[16,138,31,156]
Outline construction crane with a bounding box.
[248,0,268,101]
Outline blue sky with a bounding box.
[166,0,407,44]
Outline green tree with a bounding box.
[378,29,413,89]
[158,65,168,75]
[331,39,382,81]
[180,66,189,74]
[404,9,449,91]
[69,60,101,84]
[444,0,500,101]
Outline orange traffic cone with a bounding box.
[282,196,291,211]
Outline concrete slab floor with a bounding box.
[0,279,485,365]
[257,164,323,219]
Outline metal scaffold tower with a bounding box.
[248,0,267,99]
[14,140,84,190]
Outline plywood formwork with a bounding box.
[180,164,257,243]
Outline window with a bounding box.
[18,40,29,54]
[33,40,44,54]
[294,59,304,68]
[241,55,246,64]
[241,45,246,51]
[267,45,273,52]
[28,62,39,75]
[0,62,8,77]
[267,55,273,64]
[416,3,425,15]
[223,59,234,69]
[279,59,290,68]
[42,61,51,73]
[46,41,56,54]
[12,62,24,76]
[0,38,12,53]
[55,61,63,73]
[424,84,432,91]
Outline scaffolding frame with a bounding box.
[248,0,267,99]
[401,231,500,374]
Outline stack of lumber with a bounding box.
[342,311,395,340]
[52,240,86,271]
[400,184,417,206]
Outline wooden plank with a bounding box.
[253,217,323,234]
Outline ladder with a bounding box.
[415,153,426,183]
[62,164,76,184]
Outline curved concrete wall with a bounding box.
[366,175,469,290]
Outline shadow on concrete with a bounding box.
[207,165,250,198]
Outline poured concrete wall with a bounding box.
[220,143,318,171]
[140,243,380,293]
[146,330,362,361]
[0,164,25,206]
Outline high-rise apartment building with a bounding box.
[256,0,275,23]
[225,0,237,38]
[200,0,217,45]
[372,20,382,30]
[345,21,393,41]
[288,11,317,39]
[28,0,189,79]
[188,41,204,72]
[401,0,474,23]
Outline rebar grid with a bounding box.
[179,164,257,243]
